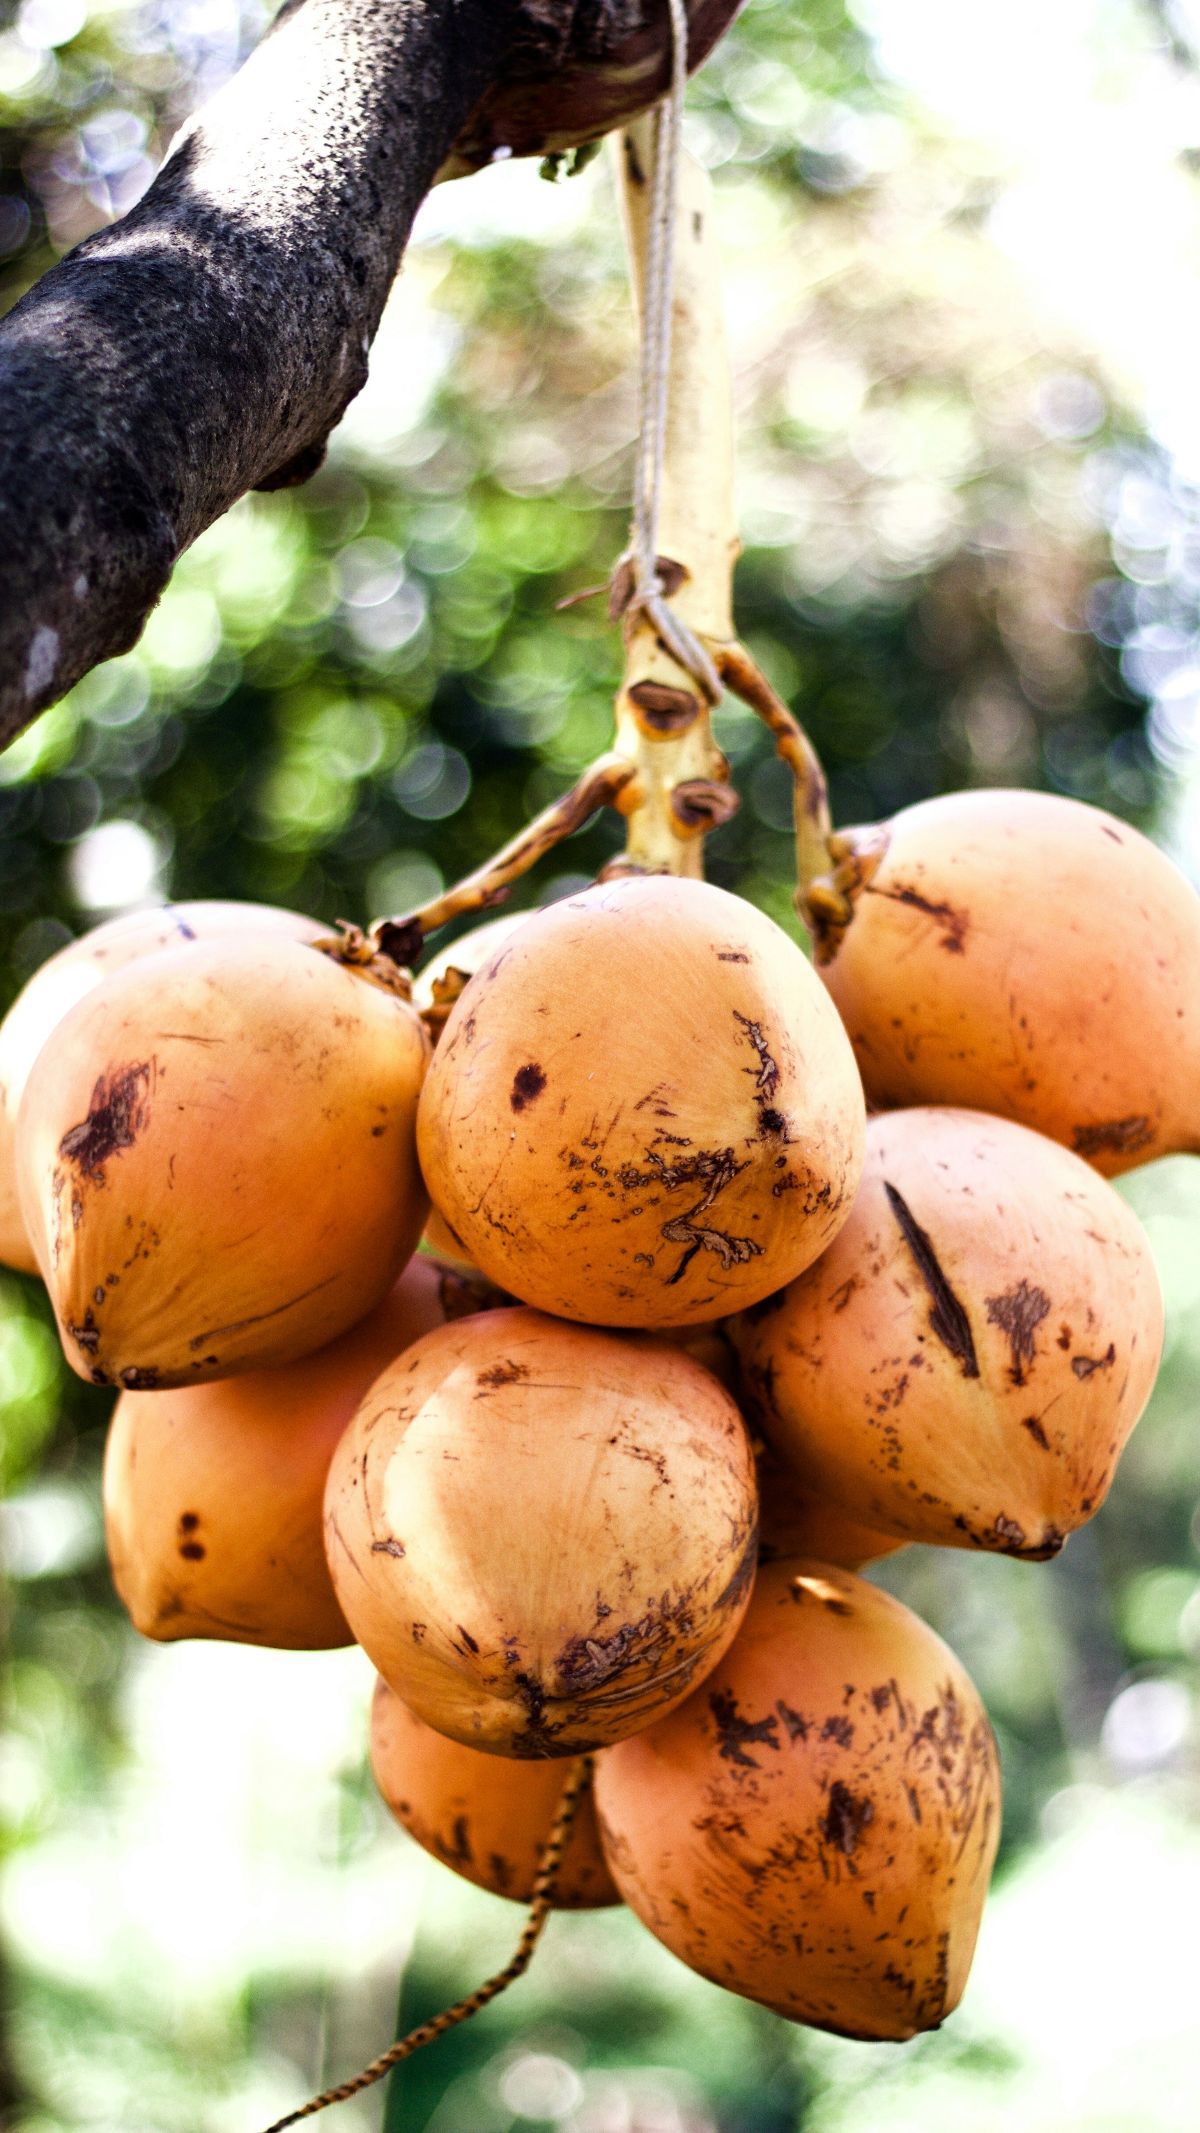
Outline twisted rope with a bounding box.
[620,0,723,705]
[257,1755,595,2132]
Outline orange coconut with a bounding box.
[324,1307,758,1756]
[413,912,535,1024]
[816,788,1200,1174]
[370,1676,619,1907]
[0,900,323,1273]
[414,913,537,1270]
[17,934,429,1387]
[417,875,865,1328]
[103,1255,448,1650]
[754,1446,905,1569]
[733,1107,1163,1557]
[594,1558,1001,2040]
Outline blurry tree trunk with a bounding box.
[0,0,520,747]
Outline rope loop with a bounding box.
[618,0,724,709]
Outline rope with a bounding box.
[621,0,723,706]
[256,1756,595,2133]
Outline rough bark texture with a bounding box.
[0,0,519,744]
[0,0,748,748]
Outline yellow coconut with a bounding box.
[413,912,535,1024]
[103,1256,449,1649]
[733,1107,1163,1556]
[18,935,429,1386]
[370,1676,619,1907]
[324,1306,758,1756]
[594,1558,1001,2040]
[417,875,865,1328]
[754,1445,905,1570]
[816,788,1200,1174]
[413,913,539,1270]
[0,900,323,1274]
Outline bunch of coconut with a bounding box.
[0,783,1190,2044]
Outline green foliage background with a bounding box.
[3,1,1200,2127]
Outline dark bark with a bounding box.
[0,0,748,748]
[0,0,520,745]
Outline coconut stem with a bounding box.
[366,754,635,966]
[716,641,833,898]
[257,1755,595,2133]
[606,116,737,880]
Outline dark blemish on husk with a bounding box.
[867,882,967,953]
[371,1538,406,1558]
[557,1622,646,1693]
[557,1580,709,1697]
[440,1816,473,1866]
[717,950,749,963]
[1072,1116,1153,1159]
[179,1513,199,1533]
[59,1061,153,1181]
[821,1715,855,1746]
[985,1280,1051,1386]
[709,1688,780,1768]
[120,1366,160,1390]
[716,1528,758,1612]
[992,1513,1026,1550]
[67,1309,101,1354]
[179,1540,205,1561]
[476,1359,529,1390]
[734,1012,780,1101]
[1072,1344,1116,1380]
[619,1145,761,1285]
[1022,1414,1050,1449]
[776,1700,810,1741]
[820,1781,875,1857]
[884,1183,979,1377]
[510,1063,547,1113]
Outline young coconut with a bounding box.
[17,934,430,1387]
[755,1445,905,1570]
[733,1107,1164,1557]
[0,900,322,1274]
[413,912,535,1028]
[324,1307,758,1757]
[593,1557,1001,2040]
[413,912,537,1270]
[370,1676,619,1908]
[814,788,1200,1174]
[103,1255,449,1650]
[416,876,865,1329]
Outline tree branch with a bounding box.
[0,0,520,746]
